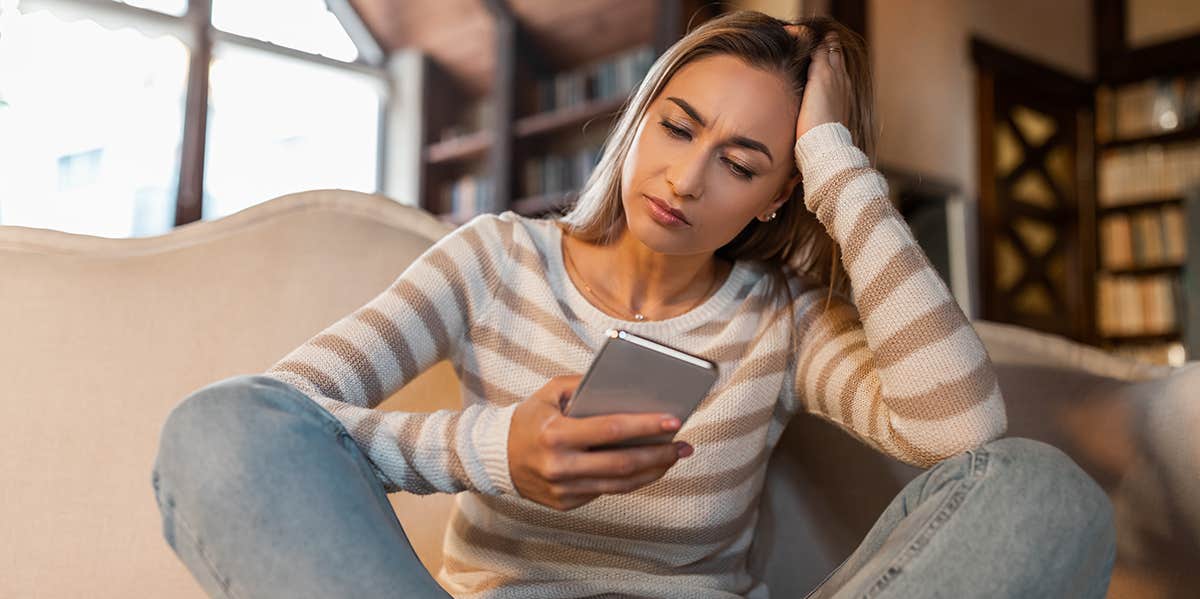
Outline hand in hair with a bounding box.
[785,27,853,142]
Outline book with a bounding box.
[1161,204,1187,263]
[1133,209,1163,265]
[1100,214,1133,269]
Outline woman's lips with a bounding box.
[644,195,690,228]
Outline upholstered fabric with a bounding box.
[2,189,1194,598]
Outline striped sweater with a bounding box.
[262,121,1007,598]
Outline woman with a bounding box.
[152,11,1115,599]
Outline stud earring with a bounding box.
[761,211,777,222]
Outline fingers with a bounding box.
[826,33,843,70]
[556,464,675,496]
[554,441,685,480]
[783,23,810,40]
[810,31,843,71]
[549,411,680,449]
[542,374,583,412]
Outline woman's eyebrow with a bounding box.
[665,96,774,164]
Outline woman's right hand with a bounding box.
[508,375,694,511]
[784,24,851,143]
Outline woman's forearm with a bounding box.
[790,122,1007,466]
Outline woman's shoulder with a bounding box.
[456,210,556,238]
[439,211,559,273]
[443,210,549,247]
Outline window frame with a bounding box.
[17,0,390,228]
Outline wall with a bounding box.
[1126,0,1200,47]
[870,0,1093,200]
[726,0,808,20]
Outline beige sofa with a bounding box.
[2,189,1196,598]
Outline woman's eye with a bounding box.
[659,119,756,181]
[660,120,690,139]
[724,159,755,180]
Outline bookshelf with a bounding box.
[1092,72,1200,366]
[1085,0,1200,366]
[415,1,724,225]
[972,23,1199,367]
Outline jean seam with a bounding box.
[157,485,243,599]
[858,448,991,599]
[803,553,852,599]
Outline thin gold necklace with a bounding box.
[562,237,721,322]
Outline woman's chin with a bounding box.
[625,214,699,254]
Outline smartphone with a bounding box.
[562,329,719,450]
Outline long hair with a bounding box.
[557,10,877,318]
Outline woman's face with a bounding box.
[620,54,801,256]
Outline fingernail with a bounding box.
[661,418,681,431]
[675,442,693,458]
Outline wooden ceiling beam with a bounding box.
[351,0,659,97]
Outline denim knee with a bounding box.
[153,374,340,486]
[164,373,334,432]
[982,437,1116,548]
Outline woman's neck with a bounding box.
[564,226,730,319]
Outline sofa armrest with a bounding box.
[974,319,1175,382]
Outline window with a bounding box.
[203,43,381,220]
[115,0,187,17]
[0,5,188,238]
[57,149,105,191]
[0,0,386,237]
[212,0,358,62]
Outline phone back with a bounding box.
[564,331,719,448]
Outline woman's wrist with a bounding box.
[794,122,871,213]
[793,121,854,173]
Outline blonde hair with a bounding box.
[557,11,877,318]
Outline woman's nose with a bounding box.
[665,150,707,200]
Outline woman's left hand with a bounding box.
[788,28,852,143]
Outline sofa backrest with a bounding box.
[0,191,463,598]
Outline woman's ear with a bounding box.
[774,172,803,210]
[759,172,802,221]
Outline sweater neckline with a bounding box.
[548,220,750,334]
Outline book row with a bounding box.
[1098,141,1200,205]
[533,46,656,114]
[1095,273,1181,337]
[1098,204,1187,270]
[438,173,496,221]
[434,45,656,147]
[1096,74,1200,142]
[522,145,603,199]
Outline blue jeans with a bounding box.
[152,375,1115,598]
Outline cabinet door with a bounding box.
[974,39,1096,342]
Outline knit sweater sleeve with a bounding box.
[260,214,519,496]
[784,122,1007,468]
